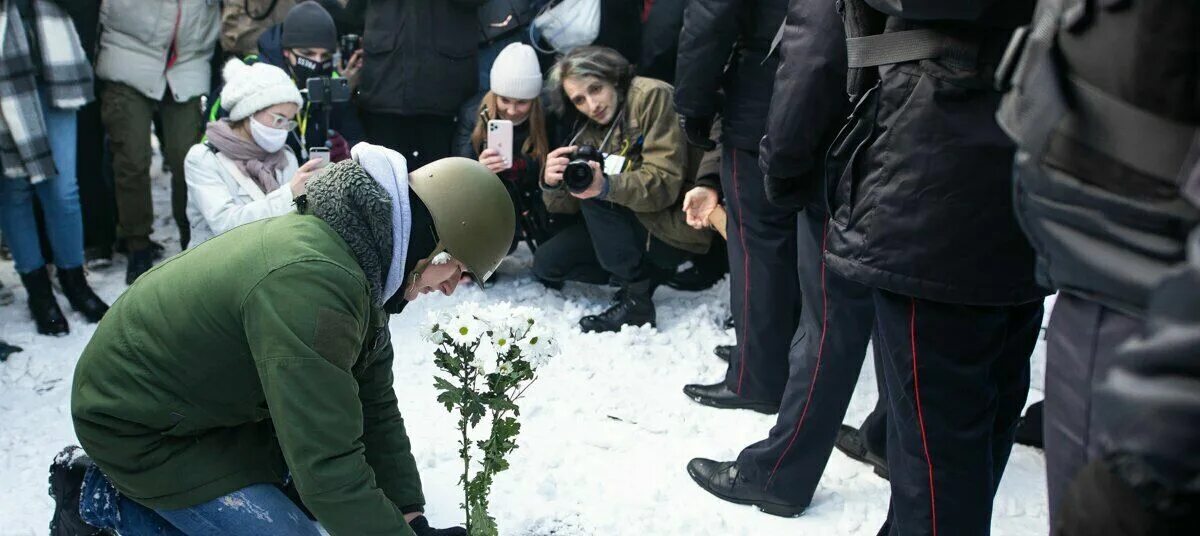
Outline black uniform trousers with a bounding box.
[359,112,456,170]
[722,145,800,403]
[532,199,689,286]
[1042,293,1143,528]
[873,291,1043,536]
[736,203,882,505]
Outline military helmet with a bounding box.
[407,157,515,282]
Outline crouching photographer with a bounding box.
[534,46,713,333]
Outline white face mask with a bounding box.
[249,117,289,153]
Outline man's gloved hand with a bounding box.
[679,116,717,151]
[764,174,816,211]
[409,515,467,536]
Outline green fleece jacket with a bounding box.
[72,214,423,536]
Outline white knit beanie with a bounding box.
[220,59,304,121]
[489,43,543,100]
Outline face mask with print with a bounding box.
[291,54,333,87]
[250,117,289,153]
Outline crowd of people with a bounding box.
[0,0,1195,535]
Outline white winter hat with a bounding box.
[220,59,304,122]
[489,43,543,100]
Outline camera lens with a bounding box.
[564,160,593,193]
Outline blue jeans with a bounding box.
[0,91,84,274]
[80,467,322,536]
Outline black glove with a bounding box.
[409,515,467,536]
[764,174,815,211]
[679,115,717,151]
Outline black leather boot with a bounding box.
[687,458,806,517]
[834,424,889,480]
[57,267,108,323]
[579,279,656,333]
[125,247,155,285]
[20,266,68,336]
[713,345,734,363]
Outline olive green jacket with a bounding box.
[72,214,422,536]
[543,77,714,254]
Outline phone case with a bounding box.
[487,120,514,170]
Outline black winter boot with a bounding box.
[713,345,734,363]
[686,458,806,517]
[125,247,155,285]
[49,446,103,536]
[579,279,656,333]
[20,266,68,336]
[57,267,108,323]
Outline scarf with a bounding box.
[0,0,93,183]
[205,119,289,194]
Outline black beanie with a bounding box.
[281,1,337,51]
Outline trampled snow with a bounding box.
[0,164,1050,535]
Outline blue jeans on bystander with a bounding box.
[0,91,85,274]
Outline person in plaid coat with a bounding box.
[0,0,107,336]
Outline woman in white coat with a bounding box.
[185,59,323,246]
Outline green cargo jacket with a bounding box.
[543,76,714,254]
[72,214,423,536]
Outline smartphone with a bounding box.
[308,147,330,167]
[486,119,514,170]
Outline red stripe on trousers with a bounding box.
[910,298,938,536]
[732,150,752,394]
[764,219,831,488]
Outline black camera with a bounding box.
[563,145,604,193]
[340,34,361,57]
[306,76,351,106]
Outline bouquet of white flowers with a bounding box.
[426,302,558,536]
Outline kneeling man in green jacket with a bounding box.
[51,144,515,536]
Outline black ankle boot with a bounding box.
[58,267,109,323]
[125,247,155,285]
[579,279,656,333]
[20,266,68,336]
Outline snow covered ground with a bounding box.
[0,163,1051,535]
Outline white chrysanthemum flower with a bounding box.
[498,362,514,376]
[471,338,500,374]
[523,332,558,369]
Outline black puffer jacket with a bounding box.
[823,0,1045,305]
[349,0,485,117]
[1002,0,1200,315]
[758,0,848,190]
[674,0,786,152]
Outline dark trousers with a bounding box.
[736,204,879,505]
[360,112,456,170]
[532,199,689,286]
[1043,293,1142,528]
[77,96,116,254]
[873,291,1043,536]
[101,82,202,250]
[722,146,799,402]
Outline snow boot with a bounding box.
[20,266,68,336]
[579,279,656,333]
[49,446,103,536]
[58,267,108,323]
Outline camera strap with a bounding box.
[568,107,626,155]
